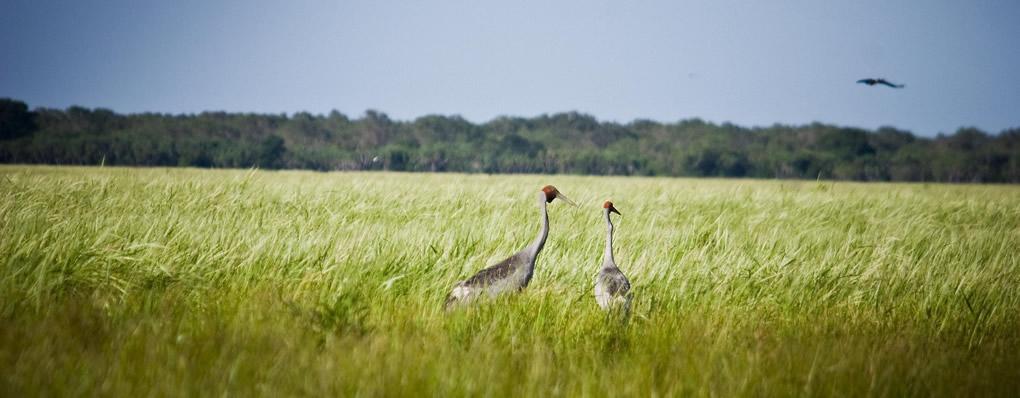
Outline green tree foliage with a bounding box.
[0,100,1018,182]
[258,135,286,169]
[0,98,36,140]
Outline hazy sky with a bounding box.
[2,1,1018,136]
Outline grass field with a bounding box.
[2,165,1019,397]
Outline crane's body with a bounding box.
[594,201,631,313]
[446,186,575,309]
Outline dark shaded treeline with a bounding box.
[2,98,1018,182]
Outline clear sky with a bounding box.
[2,1,1018,137]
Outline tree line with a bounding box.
[2,98,1018,182]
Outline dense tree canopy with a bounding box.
[1,98,1018,182]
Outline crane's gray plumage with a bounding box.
[594,201,631,314]
[445,185,575,309]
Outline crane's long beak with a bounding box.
[556,192,577,207]
[610,206,621,215]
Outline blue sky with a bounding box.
[2,1,1018,136]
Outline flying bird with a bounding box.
[445,185,576,309]
[594,201,632,315]
[856,78,904,88]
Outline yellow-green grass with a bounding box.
[1,165,1018,397]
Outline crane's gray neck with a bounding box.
[530,191,550,256]
[602,208,616,269]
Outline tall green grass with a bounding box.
[1,165,1018,396]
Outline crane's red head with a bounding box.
[603,201,621,215]
[541,185,576,206]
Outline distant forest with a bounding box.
[2,98,1018,182]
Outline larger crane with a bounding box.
[445,185,576,309]
[594,201,631,314]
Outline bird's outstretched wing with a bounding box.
[877,79,904,88]
[857,78,876,85]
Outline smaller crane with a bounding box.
[856,78,904,88]
[445,185,576,309]
[594,201,631,314]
